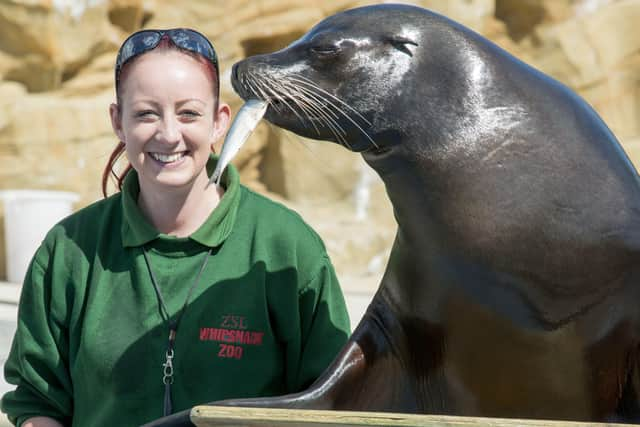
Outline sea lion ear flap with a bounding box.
[386,36,418,57]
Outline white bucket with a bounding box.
[0,190,79,284]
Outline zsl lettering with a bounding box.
[218,344,243,359]
[221,315,247,330]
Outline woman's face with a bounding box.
[110,49,229,195]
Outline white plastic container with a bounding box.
[0,190,79,284]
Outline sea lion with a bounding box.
[145,4,640,425]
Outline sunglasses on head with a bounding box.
[115,28,219,88]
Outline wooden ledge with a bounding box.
[190,406,629,427]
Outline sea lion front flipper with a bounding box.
[193,306,412,412]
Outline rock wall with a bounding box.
[0,0,639,286]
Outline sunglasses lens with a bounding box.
[118,31,162,69]
[169,29,217,65]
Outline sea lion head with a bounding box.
[231,4,473,155]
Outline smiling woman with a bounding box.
[102,31,221,198]
[0,28,351,427]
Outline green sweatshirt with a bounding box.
[1,160,350,427]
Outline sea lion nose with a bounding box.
[231,62,240,83]
[230,61,249,99]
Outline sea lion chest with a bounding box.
[384,274,637,419]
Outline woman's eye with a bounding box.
[181,110,201,119]
[135,110,156,119]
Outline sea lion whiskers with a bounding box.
[246,72,286,114]
[266,76,330,138]
[288,74,373,128]
[238,74,339,148]
[244,73,273,108]
[235,64,375,150]
[245,69,306,118]
[276,78,353,146]
[251,73,310,128]
[287,74,379,150]
[279,78,345,124]
[252,72,355,149]
[253,72,345,150]
[256,75,348,146]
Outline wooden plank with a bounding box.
[191,406,631,427]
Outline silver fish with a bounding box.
[209,99,268,186]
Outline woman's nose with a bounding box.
[157,116,181,144]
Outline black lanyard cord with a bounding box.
[142,245,213,416]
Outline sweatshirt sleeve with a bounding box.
[288,255,350,392]
[1,243,73,426]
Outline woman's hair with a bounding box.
[101,36,220,197]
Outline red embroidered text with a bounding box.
[199,327,264,346]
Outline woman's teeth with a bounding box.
[150,152,186,163]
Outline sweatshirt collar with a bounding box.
[120,156,241,248]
